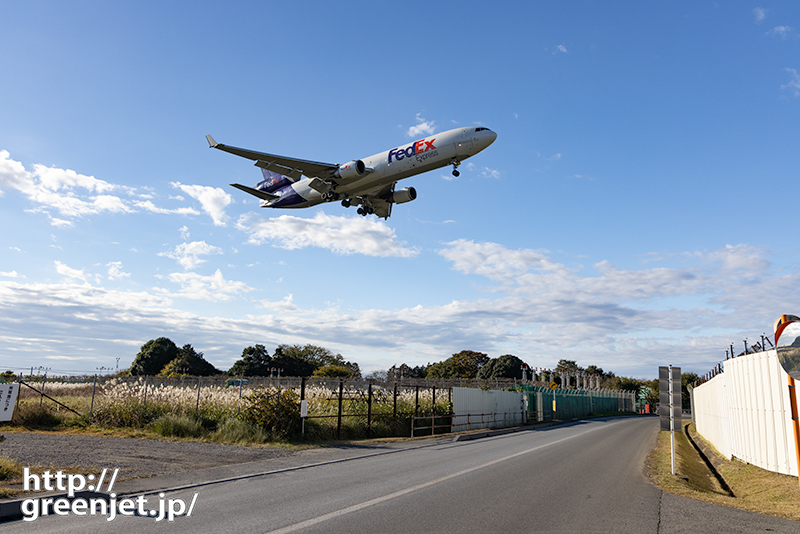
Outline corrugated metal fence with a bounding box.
[692,349,798,476]
[451,386,635,432]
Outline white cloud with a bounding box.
[782,68,800,98]
[162,269,252,301]
[465,162,501,179]
[555,44,568,54]
[236,212,420,258]
[171,182,233,226]
[767,26,794,39]
[754,7,767,24]
[54,261,90,283]
[179,225,190,240]
[406,113,436,138]
[158,241,224,270]
[0,271,19,278]
[133,200,200,216]
[106,261,131,280]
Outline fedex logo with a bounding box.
[388,138,436,163]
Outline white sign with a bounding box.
[0,383,19,422]
[300,399,308,418]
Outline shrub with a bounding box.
[150,414,206,438]
[211,418,273,444]
[0,455,22,481]
[92,400,170,428]
[239,387,300,438]
[13,405,64,429]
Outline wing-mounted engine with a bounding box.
[391,187,417,204]
[334,160,368,180]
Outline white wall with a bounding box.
[451,387,525,431]
[693,349,798,477]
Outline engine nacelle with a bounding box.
[335,160,366,180]
[391,187,417,204]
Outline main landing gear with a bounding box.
[342,198,373,216]
[451,158,461,177]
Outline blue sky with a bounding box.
[1,1,799,378]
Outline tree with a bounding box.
[130,338,179,376]
[228,345,272,376]
[555,359,583,374]
[312,365,356,378]
[160,344,219,377]
[477,355,528,379]
[585,365,605,377]
[271,344,361,377]
[681,372,699,409]
[387,364,427,380]
[613,376,644,394]
[427,350,489,379]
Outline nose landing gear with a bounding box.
[451,158,461,177]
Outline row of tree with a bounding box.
[127,338,361,379]
[127,340,695,407]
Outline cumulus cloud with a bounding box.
[106,261,131,280]
[406,114,436,138]
[133,200,200,217]
[161,269,252,301]
[2,239,798,377]
[236,212,420,257]
[158,241,224,270]
[0,151,203,225]
[172,182,233,226]
[54,261,90,283]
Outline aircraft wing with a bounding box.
[206,135,337,180]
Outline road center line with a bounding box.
[264,421,614,534]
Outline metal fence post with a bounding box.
[143,375,149,406]
[90,374,97,415]
[432,385,436,436]
[337,378,343,440]
[195,376,202,416]
[367,383,373,438]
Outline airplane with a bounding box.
[205,126,497,219]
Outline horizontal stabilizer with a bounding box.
[230,183,279,201]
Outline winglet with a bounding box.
[205,134,218,148]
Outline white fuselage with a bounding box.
[269,126,497,208]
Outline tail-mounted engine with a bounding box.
[391,187,417,204]
[334,160,367,180]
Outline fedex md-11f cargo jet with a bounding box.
[206,126,497,219]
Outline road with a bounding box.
[5,417,798,533]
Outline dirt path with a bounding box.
[0,431,297,482]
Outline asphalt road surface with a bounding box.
[6,417,798,533]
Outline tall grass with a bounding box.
[5,378,454,442]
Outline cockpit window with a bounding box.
[475,127,489,132]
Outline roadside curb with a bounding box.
[684,422,734,497]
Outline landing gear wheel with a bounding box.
[341,199,351,208]
[357,208,365,216]
[451,158,462,177]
